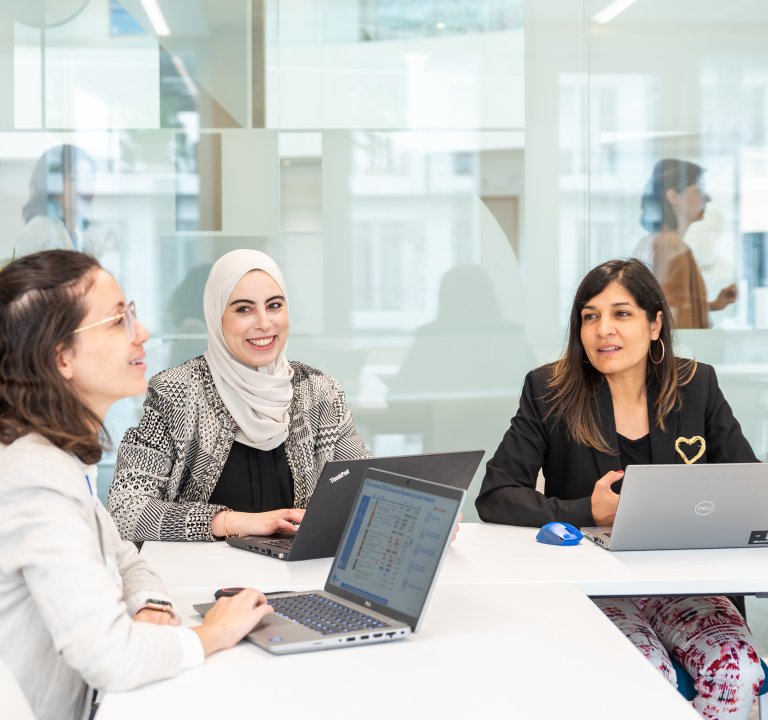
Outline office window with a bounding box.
[0,0,766,523]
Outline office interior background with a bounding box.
[0,0,766,638]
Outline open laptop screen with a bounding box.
[326,468,464,629]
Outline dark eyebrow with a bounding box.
[582,301,633,311]
[228,295,285,307]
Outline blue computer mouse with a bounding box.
[535,521,583,546]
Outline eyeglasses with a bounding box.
[72,301,138,342]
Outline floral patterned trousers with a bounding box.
[593,595,764,719]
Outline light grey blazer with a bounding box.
[0,434,191,720]
[109,356,370,542]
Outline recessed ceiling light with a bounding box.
[592,0,638,25]
[140,0,170,36]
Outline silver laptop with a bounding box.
[582,463,768,551]
[225,450,482,561]
[196,467,465,654]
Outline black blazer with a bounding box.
[476,361,758,528]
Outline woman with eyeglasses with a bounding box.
[633,158,737,328]
[108,249,370,543]
[475,259,764,719]
[0,251,275,720]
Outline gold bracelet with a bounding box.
[223,509,239,538]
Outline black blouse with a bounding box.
[208,441,294,512]
[617,432,652,470]
[613,433,651,495]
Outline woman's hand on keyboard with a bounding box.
[211,508,306,538]
[192,588,274,656]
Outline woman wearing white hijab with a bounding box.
[109,250,370,542]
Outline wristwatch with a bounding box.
[142,598,175,614]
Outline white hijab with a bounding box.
[203,249,294,450]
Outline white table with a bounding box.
[97,584,698,719]
[439,524,768,596]
[98,524,767,719]
[138,539,331,591]
[139,523,768,597]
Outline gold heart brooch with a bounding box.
[674,435,706,465]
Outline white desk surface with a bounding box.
[97,584,698,720]
[441,524,768,596]
[139,539,331,591]
[139,522,768,597]
[102,522,765,719]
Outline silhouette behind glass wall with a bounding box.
[633,158,737,328]
[15,145,97,258]
[386,263,534,457]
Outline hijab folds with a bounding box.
[203,249,294,450]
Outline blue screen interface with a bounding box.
[329,477,459,618]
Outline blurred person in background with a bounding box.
[634,158,737,328]
[15,145,98,257]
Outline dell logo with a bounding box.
[695,501,715,516]
[329,469,350,484]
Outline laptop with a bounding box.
[226,449,483,561]
[582,463,768,551]
[195,467,465,654]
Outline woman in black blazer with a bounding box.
[476,259,763,719]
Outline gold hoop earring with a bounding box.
[649,338,665,365]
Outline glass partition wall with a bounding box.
[1,0,767,524]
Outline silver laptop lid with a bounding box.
[607,463,768,551]
[324,467,465,630]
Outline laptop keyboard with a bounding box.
[268,593,387,636]
[262,537,294,549]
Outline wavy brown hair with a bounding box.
[0,250,104,463]
[546,258,696,454]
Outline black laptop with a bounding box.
[225,450,483,561]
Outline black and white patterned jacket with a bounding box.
[108,356,370,542]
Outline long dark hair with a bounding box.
[640,158,704,233]
[0,250,104,463]
[546,258,695,453]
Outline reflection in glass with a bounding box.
[634,159,737,329]
[386,263,533,400]
[15,144,96,257]
[359,0,523,41]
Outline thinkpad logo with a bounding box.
[329,469,350,484]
